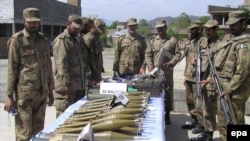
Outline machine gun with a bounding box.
[207,51,237,125]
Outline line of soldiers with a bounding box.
[4,8,106,141]
[3,7,250,141]
[112,18,181,125]
[181,11,250,141]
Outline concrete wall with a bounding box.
[13,0,81,25]
[0,0,14,23]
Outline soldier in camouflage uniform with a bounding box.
[53,15,85,117]
[182,21,207,134]
[79,18,99,92]
[113,18,147,79]
[191,19,220,141]
[213,11,250,141]
[83,19,106,86]
[145,20,181,124]
[81,17,94,35]
[4,8,54,141]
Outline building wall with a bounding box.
[13,0,81,25]
[0,0,14,23]
[0,0,81,58]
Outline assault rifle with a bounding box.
[207,51,237,125]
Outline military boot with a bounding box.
[190,131,213,141]
[165,111,171,125]
[192,124,204,134]
[182,115,198,129]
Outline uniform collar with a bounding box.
[63,29,72,38]
[23,28,37,38]
[155,34,170,42]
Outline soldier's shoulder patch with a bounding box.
[240,43,248,49]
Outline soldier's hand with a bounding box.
[191,58,196,65]
[67,86,74,102]
[47,90,54,106]
[219,91,228,100]
[200,80,209,89]
[148,65,154,72]
[163,62,172,68]
[4,96,14,112]
[139,68,145,74]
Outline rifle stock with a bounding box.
[207,51,237,125]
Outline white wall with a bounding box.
[0,0,14,23]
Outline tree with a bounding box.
[198,16,211,24]
[167,13,191,39]
[109,20,119,29]
[138,19,148,27]
[175,12,191,29]
[137,26,153,38]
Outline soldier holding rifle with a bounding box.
[182,21,207,134]
[212,11,250,141]
[191,19,221,141]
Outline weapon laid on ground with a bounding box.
[207,51,237,125]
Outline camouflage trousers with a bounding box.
[54,90,85,117]
[217,98,248,141]
[201,88,217,132]
[164,76,173,111]
[15,98,47,141]
[184,80,196,116]
[184,80,203,125]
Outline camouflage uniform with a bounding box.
[183,22,207,131]
[6,8,54,141]
[191,19,221,141]
[84,32,103,80]
[145,35,180,111]
[84,19,105,84]
[113,18,147,78]
[53,15,85,117]
[214,11,250,141]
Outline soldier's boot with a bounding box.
[190,131,213,141]
[165,111,171,125]
[192,124,204,134]
[182,115,198,129]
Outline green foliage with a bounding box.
[109,20,118,29]
[175,13,191,29]
[137,26,153,38]
[218,30,226,38]
[138,19,148,26]
[239,7,250,24]
[198,16,210,25]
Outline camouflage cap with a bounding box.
[127,18,137,26]
[189,20,203,29]
[226,10,247,25]
[203,19,219,28]
[155,20,167,28]
[23,8,40,22]
[82,17,94,26]
[95,18,106,33]
[68,14,82,29]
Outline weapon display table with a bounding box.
[34,96,165,141]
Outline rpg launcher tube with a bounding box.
[57,119,139,134]
[60,114,141,128]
